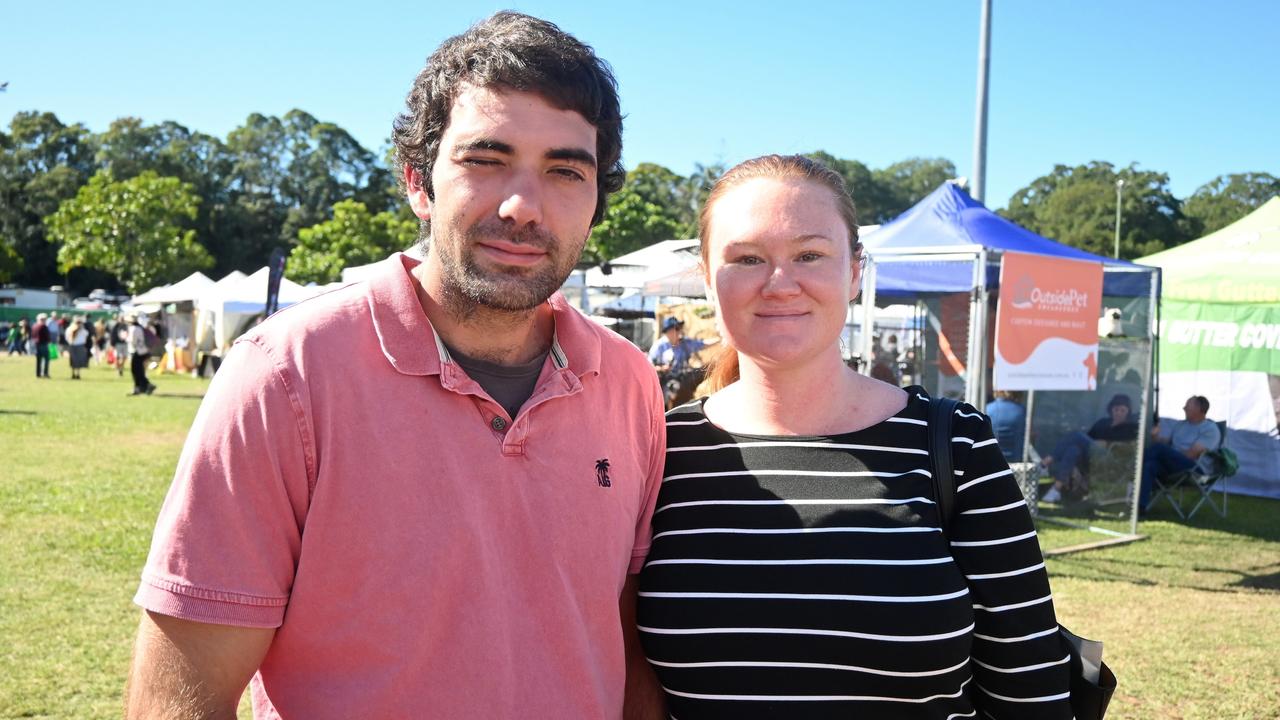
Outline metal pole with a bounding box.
[971,0,993,203]
[1114,179,1125,259]
[860,256,878,375]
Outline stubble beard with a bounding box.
[426,218,584,320]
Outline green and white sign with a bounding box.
[1141,197,1280,499]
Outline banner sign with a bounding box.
[1159,299,1280,374]
[994,251,1104,390]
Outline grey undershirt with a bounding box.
[445,342,549,420]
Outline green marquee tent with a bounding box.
[1139,197,1280,499]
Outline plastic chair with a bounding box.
[1149,421,1235,519]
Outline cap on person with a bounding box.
[1107,393,1132,411]
[662,317,684,333]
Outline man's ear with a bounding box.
[404,166,432,221]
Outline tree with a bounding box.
[0,112,95,287]
[288,200,417,284]
[45,170,212,293]
[874,157,957,219]
[586,165,687,261]
[94,117,239,277]
[805,151,890,223]
[680,161,725,228]
[1001,161,1194,259]
[804,152,956,224]
[1182,172,1280,236]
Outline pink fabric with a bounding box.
[135,254,666,717]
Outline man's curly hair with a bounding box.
[392,11,625,230]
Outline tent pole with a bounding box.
[860,255,877,376]
[966,249,990,407]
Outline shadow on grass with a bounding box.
[0,409,38,415]
[1049,553,1280,595]
[135,393,205,401]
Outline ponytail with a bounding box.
[702,344,739,393]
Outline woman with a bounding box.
[67,316,91,379]
[1040,393,1139,503]
[636,155,1072,718]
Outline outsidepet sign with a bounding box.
[994,251,1104,391]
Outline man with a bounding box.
[31,313,51,378]
[127,314,156,395]
[1140,395,1221,511]
[46,310,62,349]
[648,316,714,408]
[126,12,665,719]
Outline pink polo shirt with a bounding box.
[135,253,666,718]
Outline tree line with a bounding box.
[1,110,1276,295]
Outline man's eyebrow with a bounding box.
[453,139,514,155]
[546,147,597,168]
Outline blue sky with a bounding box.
[3,1,1276,210]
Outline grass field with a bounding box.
[2,352,1278,718]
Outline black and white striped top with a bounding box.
[636,388,1073,719]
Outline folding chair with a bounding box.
[1149,421,1236,519]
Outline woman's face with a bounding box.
[1110,403,1131,425]
[704,177,858,370]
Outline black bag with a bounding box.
[927,394,1117,720]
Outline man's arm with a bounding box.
[125,611,274,720]
[620,575,665,720]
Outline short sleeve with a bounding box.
[947,404,1073,718]
[628,372,667,575]
[134,338,314,628]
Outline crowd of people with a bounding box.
[3,311,160,394]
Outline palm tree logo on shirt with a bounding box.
[595,458,611,488]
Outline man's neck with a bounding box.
[410,260,554,366]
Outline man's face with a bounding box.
[406,85,598,312]
[1183,397,1204,422]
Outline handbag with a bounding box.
[926,394,1117,720]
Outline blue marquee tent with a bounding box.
[864,182,1156,298]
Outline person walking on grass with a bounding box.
[111,314,130,376]
[66,316,91,380]
[6,317,29,356]
[31,313,51,378]
[127,314,155,395]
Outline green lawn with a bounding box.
[2,353,1278,718]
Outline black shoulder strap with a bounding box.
[928,395,961,540]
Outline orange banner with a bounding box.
[994,252,1103,391]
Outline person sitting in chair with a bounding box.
[1139,395,1220,512]
[1040,393,1139,503]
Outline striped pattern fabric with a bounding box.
[636,388,1073,719]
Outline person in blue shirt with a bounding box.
[1140,395,1221,512]
[648,316,716,408]
[986,390,1026,462]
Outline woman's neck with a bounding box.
[708,351,875,435]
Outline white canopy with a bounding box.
[585,239,700,291]
[196,268,321,349]
[131,271,215,305]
